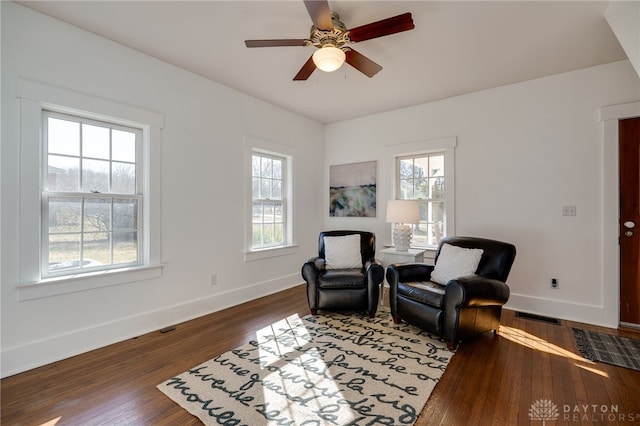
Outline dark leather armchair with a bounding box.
[302,230,384,317]
[387,236,516,349]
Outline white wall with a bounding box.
[606,1,640,79]
[1,2,324,377]
[324,60,640,328]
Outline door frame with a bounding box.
[601,101,640,328]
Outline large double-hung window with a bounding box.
[43,111,142,277]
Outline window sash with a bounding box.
[43,110,142,194]
[252,199,286,248]
[42,111,143,278]
[396,152,446,248]
[251,152,287,250]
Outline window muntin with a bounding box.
[43,111,142,277]
[251,152,286,249]
[397,152,446,247]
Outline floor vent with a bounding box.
[515,311,561,325]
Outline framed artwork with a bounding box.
[329,160,377,217]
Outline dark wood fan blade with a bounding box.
[293,55,317,80]
[345,49,382,78]
[245,39,308,48]
[303,0,333,31]
[348,12,415,43]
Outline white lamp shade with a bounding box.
[386,200,420,224]
[312,46,346,72]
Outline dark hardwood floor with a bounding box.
[2,284,639,425]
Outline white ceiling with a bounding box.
[17,1,627,124]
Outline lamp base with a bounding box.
[392,223,413,251]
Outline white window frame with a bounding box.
[385,136,456,250]
[244,135,297,261]
[16,79,163,301]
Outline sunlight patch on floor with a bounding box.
[499,325,611,377]
[256,314,356,424]
[575,363,610,378]
[255,314,312,362]
[38,417,61,426]
[499,325,587,362]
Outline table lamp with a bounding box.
[386,200,420,251]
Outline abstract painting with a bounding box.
[329,160,376,217]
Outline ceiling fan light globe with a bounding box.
[312,46,346,72]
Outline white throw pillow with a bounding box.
[430,243,484,285]
[324,234,362,269]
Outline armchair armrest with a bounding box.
[386,263,435,319]
[364,258,384,286]
[302,256,326,313]
[444,275,510,347]
[445,275,510,308]
[301,256,325,285]
[365,259,384,316]
[386,263,435,286]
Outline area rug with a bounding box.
[572,328,640,371]
[157,307,454,425]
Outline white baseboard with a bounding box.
[1,274,303,378]
[505,293,617,329]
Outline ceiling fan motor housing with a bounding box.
[307,12,351,50]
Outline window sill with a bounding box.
[244,244,298,262]
[17,264,163,301]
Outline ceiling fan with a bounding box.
[244,0,415,81]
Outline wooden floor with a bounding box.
[2,284,639,426]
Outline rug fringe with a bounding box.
[572,328,596,361]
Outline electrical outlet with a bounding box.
[562,205,576,216]
[210,274,218,286]
[551,278,558,289]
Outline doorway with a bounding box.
[619,117,640,327]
